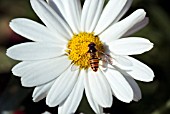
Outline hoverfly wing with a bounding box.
[98,50,114,65]
[99,51,133,70]
[98,50,118,71]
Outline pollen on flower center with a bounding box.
[66,32,103,69]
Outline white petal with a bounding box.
[125,56,155,82]
[12,56,71,87]
[108,37,153,55]
[31,0,73,39]
[32,80,55,102]
[6,42,65,61]
[84,70,103,113]
[125,76,142,101]
[46,65,79,107]
[10,18,67,43]
[99,9,146,43]
[102,68,133,103]
[42,111,51,114]
[52,0,81,33]
[113,0,133,23]
[124,17,149,36]
[88,69,112,107]
[81,0,104,32]
[58,70,85,114]
[111,54,133,70]
[46,0,64,19]
[94,0,128,35]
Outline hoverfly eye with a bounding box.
[88,42,96,47]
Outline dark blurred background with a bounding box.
[0,0,170,114]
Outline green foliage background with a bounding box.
[0,0,170,114]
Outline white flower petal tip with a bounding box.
[124,17,149,36]
[6,48,16,61]
[58,70,84,114]
[94,0,128,34]
[131,9,146,19]
[103,69,133,103]
[125,77,142,102]
[30,0,73,39]
[42,111,51,114]
[109,38,154,56]
[100,9,146,43]
[84,70,104,113]
[50,0,81,34]
[126,56,155,82]
[32,80,55,102]
[88,69,113,107]
[9,19,16,28]
[134,97,141,102]
[136,9,146,16]
[15,57,71,87]
[6,42,65,61]
[46,66,81,108]
[9,18,68,43]
[80,0,104,32]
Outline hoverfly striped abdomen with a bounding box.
[89,57,99,72]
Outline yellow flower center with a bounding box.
[66,32,103,69]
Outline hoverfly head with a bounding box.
[88,42,96,48]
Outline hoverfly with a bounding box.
[87,42,100,72]
[71,42,113,72]
[88,42,115,72]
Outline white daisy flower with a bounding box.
[7,0,154,113]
